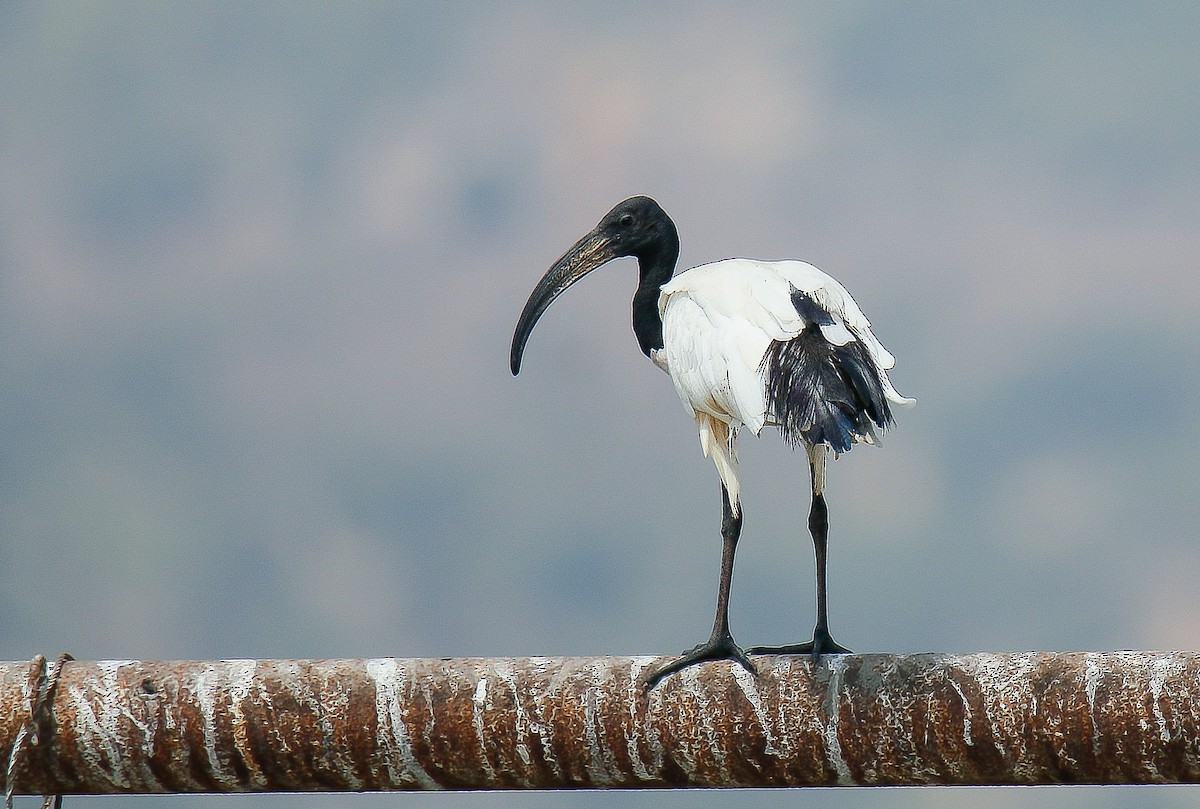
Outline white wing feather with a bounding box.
[656,258,912,511]
[658,258,913,427]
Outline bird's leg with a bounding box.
[747,445,852,662]
[806,489,852,658]
[642,484,756,689]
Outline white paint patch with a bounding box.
[366,658,441,790]
[946,676,974,746]
[951,652,1042,775]
[1084,653,1103,755]
[288,661,365,790]
[529,688,563,782]
[1148,655,1182,743]
[821,656,854,785]
[101,660,167,789]
[580,663,609,784]
[100,660,203,792]
[689,665,732,784]
[494,659,534,782]
[194,663,240,789]
[669,665,702,780]
[627,657,662,779]
[417,674,437,761]
[471,676,497,779]
[223,660,266,789]
[588,658,623,784]
[67,661,131,789]
[733,665,780,757]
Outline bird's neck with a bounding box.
[631,231,679,358]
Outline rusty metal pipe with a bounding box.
[3,652,1200,794]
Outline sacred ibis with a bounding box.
[510,196,913,687]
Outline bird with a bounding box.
[510,196,913,688]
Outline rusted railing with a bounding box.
[4,652,1200,795]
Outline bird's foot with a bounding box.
[641,632,756,689]
[746,627,851,664]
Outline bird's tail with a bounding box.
[696,413,742,516]
[761,325,894,454]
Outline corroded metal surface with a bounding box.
[3,652,1200,794]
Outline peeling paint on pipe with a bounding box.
[3,652,1200,794]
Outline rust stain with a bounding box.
[4,653,1200,794]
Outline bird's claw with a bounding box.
[641,634,757,689]
[746,628,852,664]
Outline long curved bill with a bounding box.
[510,230,616,375]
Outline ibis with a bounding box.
[510,196,913,687]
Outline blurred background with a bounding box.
[3,2,1199,808]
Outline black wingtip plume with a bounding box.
[762,327,894,453]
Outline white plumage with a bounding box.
[653,258,913,511]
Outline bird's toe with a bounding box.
[747,632,852,663]
[641,634,756,689]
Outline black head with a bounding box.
[591,196,673,260]
[510,196,679,375]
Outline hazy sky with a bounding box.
[3,3,1200,808]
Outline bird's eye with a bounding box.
[619,213,635,227]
